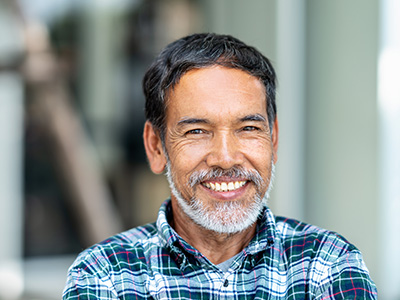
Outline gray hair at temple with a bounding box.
[142,33,277,143]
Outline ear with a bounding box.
[271,117,279,164]
[143,121,167,174]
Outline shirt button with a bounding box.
[223,279,229,287]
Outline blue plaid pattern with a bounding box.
[63,199,377,299]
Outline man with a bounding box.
[63,33,377,299]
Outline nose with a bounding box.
[206,131,244,169]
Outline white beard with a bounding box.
[165,163,275,234]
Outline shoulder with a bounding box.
[69,222,159,276]
[273,217,377,298]
[63,223,162,299]
[274,216,356,261]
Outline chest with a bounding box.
[113,254,319,300]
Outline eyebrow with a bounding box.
[176,114,267,127]
[177,118,210,127]
[239,114,267,123]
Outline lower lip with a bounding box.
[199,182,249,201]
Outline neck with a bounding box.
[170,200,257,265]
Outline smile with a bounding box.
[201,181,247,192]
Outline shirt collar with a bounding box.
[244,205,276,255]
[156,199,277,255]
[156,199,180,247]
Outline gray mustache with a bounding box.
[188,166,264,188]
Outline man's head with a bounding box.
[143,33,277,144]
[143,33,278,235]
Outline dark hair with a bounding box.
[143,33,277,142]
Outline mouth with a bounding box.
[201,180,247,192]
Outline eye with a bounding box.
[186,128,206,135]
[242,126,260,132]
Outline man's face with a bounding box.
[162,66,278,233]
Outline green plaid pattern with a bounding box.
[63,200,377,299]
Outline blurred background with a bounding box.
[0,0,399,299]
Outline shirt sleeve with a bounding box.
[63,267,119,300]
[316,250,378,299]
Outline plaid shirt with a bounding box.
[63,199,377,299]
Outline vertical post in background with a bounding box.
[0,73,24,299]
[0,3,25,299]
[378,0,400,298]
[273,0,305,220]
[304,0,379,280]
[80,0,120,168]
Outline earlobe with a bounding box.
[272,117,279,164]
[143,121,167,174]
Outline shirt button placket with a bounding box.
[218,272,232,300]
[223,279,229,287]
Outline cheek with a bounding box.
[169,139,209,164]
[168,143,209,181]
[241,142,274,184]
[241,140,273,161]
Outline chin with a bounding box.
[176,192,266,234]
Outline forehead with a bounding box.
[166,66,267,123]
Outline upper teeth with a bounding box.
[202,181,246,192]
